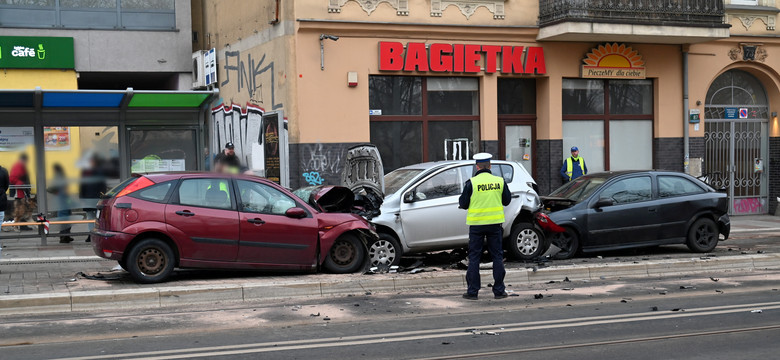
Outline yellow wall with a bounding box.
[0,69,78,89]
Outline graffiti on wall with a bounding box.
[221,51,283,110]
[300,143,349,186]
[211,104,265,171]
[733,197,765,215]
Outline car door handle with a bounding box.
[175,210,195,217]
[648,208,657,212]
[511,194,520,198]
[247,218,266,225]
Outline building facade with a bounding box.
[198,0,780,215]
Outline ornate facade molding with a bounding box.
[328,0,409,16]
[727,14,776,30]
[729,43,768,62]
[431,0,506,19]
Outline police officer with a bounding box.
[458,153,511,300]
[560,146,588,182]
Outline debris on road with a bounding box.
[562,288,574,291]
[442,342,451,345]
[310,312,320,317]
[710,277,719,282]
[671,308,684,312]
[679,285,694,289]
[534,294,544,299]
[659,291,668,295]
[651,306,659,311]
[715,289,723,293]
[323,316,331,321]
[751,310,763,313]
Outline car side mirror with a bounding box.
[285,207,306,218]
[594,198,614,208]
[403,190,416,203]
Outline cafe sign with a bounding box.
[0,36,75,69]
[581,43,645,79]
[379,41,546,75]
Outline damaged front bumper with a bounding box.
[718,214,730,240]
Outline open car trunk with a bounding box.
[293,144,385,219]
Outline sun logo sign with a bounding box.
[581,43,646,79]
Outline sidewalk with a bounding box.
[1,215,779,315]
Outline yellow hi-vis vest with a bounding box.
[466,172,505,226]
[565,156,586,181]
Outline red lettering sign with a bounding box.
[378,42,545,75]
[379,42,404,71]
[430,43,453,72]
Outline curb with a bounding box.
[2,253,780,316]
[0,256,106,265]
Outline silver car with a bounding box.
[369,160,544,267]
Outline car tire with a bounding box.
[368,233,402,268]
[323,233,367,273]
[551,227,579,260]
[118,257,128,272]
[507,223,546,261]
[126,238,176,284]
[686,217,719,253]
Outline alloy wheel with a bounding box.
[515,228,540,256]
[369,239,396,266]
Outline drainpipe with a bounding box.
[683,46,689,174]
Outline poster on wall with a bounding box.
[0,127,34,150]
[262,113,281,184]
[44,127,70,150]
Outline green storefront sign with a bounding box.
[0,36,74,69]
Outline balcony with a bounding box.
[538,0,730,44]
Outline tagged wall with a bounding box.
[211,104,265,170]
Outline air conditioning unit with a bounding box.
[192,50,207,89]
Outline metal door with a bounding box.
[704,69,769,215]
[704,117,768,215]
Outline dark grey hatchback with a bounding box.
[541,170,730,259]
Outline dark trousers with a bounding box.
[466,224,506,296]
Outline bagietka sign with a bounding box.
[379,41,546,74]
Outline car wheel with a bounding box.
[323,233,367,273]
[686,217,718,253]
[551,227,579,260]
[368,233,402,268]
[126,238,175,284]
[507,223,546,261]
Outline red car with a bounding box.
[91,172,378,283]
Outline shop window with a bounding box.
[609,120,652,171]
[428,121,480,162]
[562,79,653,172]
[370,76,480,173]
[609,80,652,115]
[427,77,478,115]
[370,121,422,172]
[368,76,422,115]
[562,79,604,115]
[498,78,536,115]
[563,120,605,173]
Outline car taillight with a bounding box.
[115,177,155,197]
[535,212,565,233]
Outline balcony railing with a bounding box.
[539,0,726,27]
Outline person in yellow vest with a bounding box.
[560,146,588,182]
[458,153,511,300]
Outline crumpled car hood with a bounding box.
[294,185,381,219]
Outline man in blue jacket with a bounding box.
[560,146,587,182]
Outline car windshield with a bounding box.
[384,169,424,196]
[549,176,608,202]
